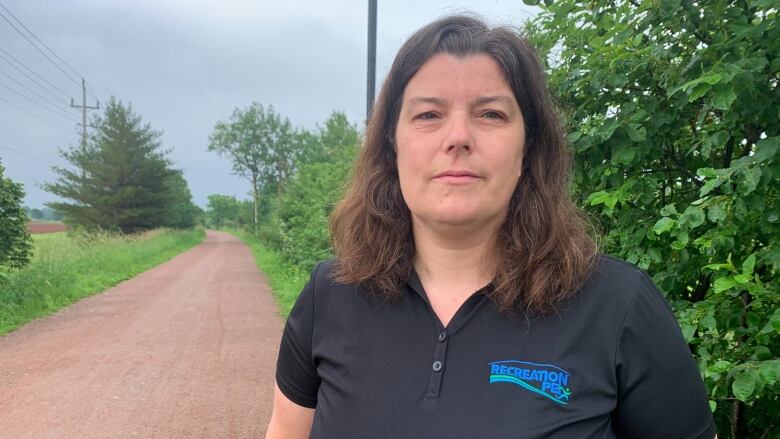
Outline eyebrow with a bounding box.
[407,97,447,107]
[405,95,515,109]
[473,95,515,107]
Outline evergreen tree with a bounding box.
[44,97,179,233]
[162,171,199,229]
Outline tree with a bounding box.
[205,194,239,229]
[0,159,32,271]
[262,112,359,269]
[207,102,297,234]
[162,171,199,229]
[526,1,778,436]
[40,207,63,221]
[44,97,179,234]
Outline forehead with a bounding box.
[402,53,514,102]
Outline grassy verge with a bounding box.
[0,228,205,336]
[224,228,309,317]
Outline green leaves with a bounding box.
[43,97,184,234]
[733,370,758,402]
[653,217,676,234]
[710,83,737,111]
[759,360,780,385]
[611,145,636,165]
[679,206,706,229]
[671,73,722,98]
[713,276,738,293]
[0,160,33,271]
[769,309,780,333]
[526,0,780,432]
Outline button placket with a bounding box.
[425,331,448,399]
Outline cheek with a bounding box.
[395,148,420,198]
[395,141,428,182]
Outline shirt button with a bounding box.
[432,360,443,372]
[438,331,447,342]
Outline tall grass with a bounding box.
[225,228,308,317]
[0,228,205,335]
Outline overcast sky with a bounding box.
[0,0,538,208]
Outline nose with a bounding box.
[443,112,473,154]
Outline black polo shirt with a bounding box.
[276,255,716,438]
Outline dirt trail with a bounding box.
[0,231,283,438]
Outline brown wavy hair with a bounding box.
[330,15,598,315]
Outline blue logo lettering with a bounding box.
[488,360,572,405]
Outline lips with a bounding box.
[434,170,481,184]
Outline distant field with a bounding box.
[27,221,68,234]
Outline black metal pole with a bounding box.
[367,0,377,119]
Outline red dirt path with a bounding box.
[0,231,284,438]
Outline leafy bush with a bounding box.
[260,112,358,271]
[526,1,779,436]
[0,159,32,273]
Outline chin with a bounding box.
[429,209,484,227]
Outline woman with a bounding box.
[266,15,716,439]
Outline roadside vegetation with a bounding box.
[205,2,778,435]
[225,228,307,316]
[0,228,204,335]
[205,110,357,316]
[526,1,778,435]
[1,96,204,335]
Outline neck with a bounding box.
[411,217,499,291]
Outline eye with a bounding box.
[414,111,440,121]
[480,110,507,120]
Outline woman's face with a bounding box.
[395,53,525,233]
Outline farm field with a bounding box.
[27,221,68,234]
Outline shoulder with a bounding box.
[563,253,665,325]
[577,253,676,327]
[306,258,365,308]
[308,258,342,293]
[589,253,644,284]
[579,253,645,302]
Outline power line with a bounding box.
[0,80,79,123]
[0,48,73,101]
[0,143,59,165]
[0,3,82,79]
[0,4,81,88]
[0,68,75,118]
[0,95,73,133]
[0,1,99,101]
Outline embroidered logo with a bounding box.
[488,360,572,405]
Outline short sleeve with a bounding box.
[275,263,322,408]
[612,270,717,439]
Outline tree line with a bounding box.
[204,105,357,270]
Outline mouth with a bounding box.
[433,170,481,184]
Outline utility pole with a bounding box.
[70,78,99,149]
[366,0,377,119]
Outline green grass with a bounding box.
[224,228,309,317]
[0,228,206,335]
